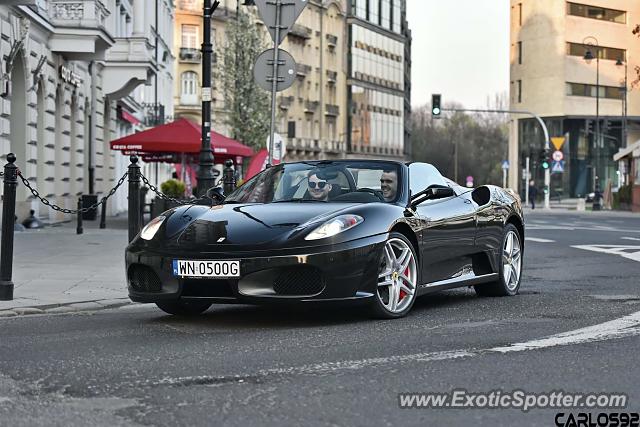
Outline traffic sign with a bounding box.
[466,176,474,188]
[253,48,297,92]
[254,0,309,45]
[551,160,565,173]
[552,150,564,162]
[502,160,510,170]
[551,137,566,151]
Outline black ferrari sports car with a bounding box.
[126,160,524,318]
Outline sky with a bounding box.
[407,0,510,109]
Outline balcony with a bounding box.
[304,101,319,113]
[143,103,166,127]
[279,95,295,110]
[326,70,337,84]
[289,24,312,41]
[179,47,202,63]
[296,63,312,77]
[48,0,114,60]
[326,34,337,48]
[103,37,156,99]
[325,104,339,117]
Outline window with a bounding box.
[409,163,447,195]
[567,2,626,24]
[566,82,623,100]
[182,24,198,48]
[566,42,625,62]
[180,71,198,105]
[517,80,522,103]
[518,41,522,64]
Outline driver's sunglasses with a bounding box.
[309,181,328,189]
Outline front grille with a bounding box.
[128,265,162,293]
[181,279,234,298]
[272,266,325,296]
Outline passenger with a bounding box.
[307,170,332,202]
[380,169,398,202]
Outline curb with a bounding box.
[0,298,134,318]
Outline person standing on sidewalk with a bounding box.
[528,180,538,209]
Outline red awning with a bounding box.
[110,118,253,157]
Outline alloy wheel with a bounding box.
[377,238,418,314]
[502,230,522,291]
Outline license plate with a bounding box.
[172,260,240,278]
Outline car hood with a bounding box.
[166,202,360,247]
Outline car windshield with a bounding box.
[225,161,402,204]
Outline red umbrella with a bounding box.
[110,118,253,158]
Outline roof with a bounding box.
[613,140,640,161]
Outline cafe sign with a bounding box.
[59,65,82,87]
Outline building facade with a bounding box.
[509,0,640,197]
[0,0,174,221]
[346,0,409,160]
[173,0,411,164]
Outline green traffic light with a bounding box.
[542,161,549,169]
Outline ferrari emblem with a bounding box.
[392,271,399,280]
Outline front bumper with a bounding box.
[126,234,386,305]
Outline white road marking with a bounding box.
[572,244,640,263]
[622,237,640,242]
[147,311,640,382]
[525,237,556,243]
[527,225,640,234]
[491,311,640,353]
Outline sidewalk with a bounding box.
[0,215,134,316]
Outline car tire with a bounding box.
[475,224,522,297]
[155,300,212,316]
[369,232,420,319]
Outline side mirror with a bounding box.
[410,184,455,208]
[206,186,226,202]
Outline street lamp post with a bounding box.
[197,0,220,196]
[616,57,628,149]
[583,37,600,192]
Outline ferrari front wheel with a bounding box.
[370,232,419,319]
[155,300,212,316]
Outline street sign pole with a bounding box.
[197,0,219,196]
[525,156,530,206]
[267,0,282,167]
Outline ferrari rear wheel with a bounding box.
[475,224,522,297]
[155,300,212,316]
[370,232,419,319]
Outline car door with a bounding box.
[408,164,477,284]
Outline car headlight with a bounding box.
[140,215,166,240]
[305,214,364,241]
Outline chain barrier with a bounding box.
[16,170,129,214]
[139,173,211,205]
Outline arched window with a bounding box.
[180,71,198,105]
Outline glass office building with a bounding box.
[347,0,410,159]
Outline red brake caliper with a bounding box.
[398,267,409,300]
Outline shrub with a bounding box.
[160,179,186,198]
[618,184,632,204]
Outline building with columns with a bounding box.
[0,0,174,222]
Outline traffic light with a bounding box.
[586,119,593,135]
[431,94,441,118]
[539,148,550,170]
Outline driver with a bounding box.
[307,169,332,202]
[380,169,398,202]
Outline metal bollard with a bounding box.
[0,153,18,301]
[100,198,107,229]
[223,159,236,195]
[128,155,141,242]
[76,197,83,235]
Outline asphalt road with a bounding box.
[1,211,639,426]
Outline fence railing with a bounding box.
[0,154,237,301]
